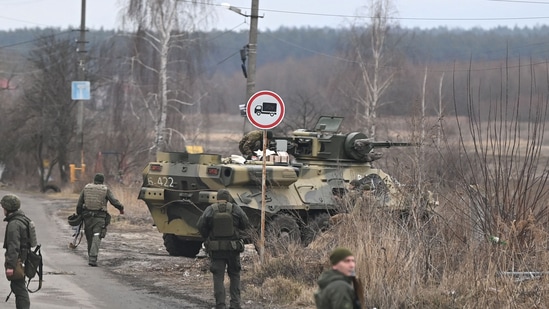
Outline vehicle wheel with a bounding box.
[42,184,61,193]
[163,234,202,257]
[301,213,331,247]
[264,214,301,255]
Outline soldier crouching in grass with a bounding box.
[76,173,124,266]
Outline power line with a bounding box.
[205,21,247,42]
[0,30,73,49]
[178,0,549,22]
[489,0,549,4]
[257,8,549,22]
[0,15,52,28]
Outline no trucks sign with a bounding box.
[246,90,285,129]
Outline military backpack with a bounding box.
[207,203,244,252]
[211,203,235,239]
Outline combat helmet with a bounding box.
[67,213,83,226]
[1,194,21,212]
[217,189,231,202]
[94,173,105,184]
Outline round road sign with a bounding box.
[246,90,285,129]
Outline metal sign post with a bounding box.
[245,90,285,263]
[260,130,267,262]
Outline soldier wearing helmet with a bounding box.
[197,189,250,309]
[75,173,124,266]
[2,194,31,308]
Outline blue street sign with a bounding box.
[71,81,91,100]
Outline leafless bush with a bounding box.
[441,60,549,259]
[110,185,152,225]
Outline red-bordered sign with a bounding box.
[246,90,285,129]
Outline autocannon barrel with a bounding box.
[354,139,416,153]
[369,141,416,148]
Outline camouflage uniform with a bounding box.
[197,189,250,309]
[315,269,358,309]
[238,130,263,158]
[76,173,124,266]
[238,130,274,159]
[2,195,30,309]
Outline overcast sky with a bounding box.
[0,0,548,31]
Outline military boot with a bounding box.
[88,256,98,267]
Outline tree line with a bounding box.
[3,24,549,68]
[1,2,549,190]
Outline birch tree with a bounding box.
[348,0,397,138]
[123,0,212,153]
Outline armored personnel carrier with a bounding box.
[139,116,426,257]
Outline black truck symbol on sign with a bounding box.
[254,102,277,117]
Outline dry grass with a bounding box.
[109,185,152,226]
[54,182,152,227]
[244,188,549,308]
[245,276,305,305]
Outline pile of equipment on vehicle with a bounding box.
[139,116,437,257]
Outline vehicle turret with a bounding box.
[138,116,432,257]
[280,116,415,163]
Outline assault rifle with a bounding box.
[69,221,83,249]
[352,274,365,308]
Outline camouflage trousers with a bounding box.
[10,278,30,309]
[83,212,108,264]
[209,251,242,309]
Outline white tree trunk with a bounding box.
[123,0,211,153]
[353,0,395,138]
[437,73,445,146]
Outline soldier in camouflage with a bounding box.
[315,248,360,309]
[2,194,30,309]
[197,189,250,309]
[76,173,124,266]
[238,130,273,159]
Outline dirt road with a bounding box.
[0,189,298,309]
[0,191,210,309]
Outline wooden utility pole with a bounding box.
[70,0,88,182]
[242,0,260,133]
[76,0,87,167]
[246,0,259,101]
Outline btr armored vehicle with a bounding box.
[139,116,426,257]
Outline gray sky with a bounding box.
[0,0,547,31]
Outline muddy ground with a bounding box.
[53,197,314,309]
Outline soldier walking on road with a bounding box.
[76,173,124,266]
[197,189,250,309]
[2,194,32,309]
